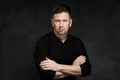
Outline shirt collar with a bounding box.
[51,32,71,42]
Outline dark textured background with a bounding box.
[0,0,120,80]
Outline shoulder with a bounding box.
[36,32,53,43]
[69,34,87,52]
[41,32,53,40]
[68,34,86,47]
[69,34,83,42]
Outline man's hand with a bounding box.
[40,57,60,71]
[73,55,86,66]
[39,56,86,77]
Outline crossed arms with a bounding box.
[33,38,91,79]
[40,55,86,79]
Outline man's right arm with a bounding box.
[54,72,69,79]
[33,38,56,80]
[53,55,86,79]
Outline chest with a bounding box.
[48,41,81,64]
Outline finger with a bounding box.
[40,64,51,70]
[42,67,51,70]
[46,57,50,60]
[40,63,51,69]
[79,55,84,58]
[41,65,48,69]
[40,63,46,67]
[40,62,49,67]
[83,56,86,61]
[79,55,84,57]
[79,56,85,59]
[40,60,49,64]
[76,56,83,60]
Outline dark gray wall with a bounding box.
[0,0,120,80]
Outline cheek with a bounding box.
[53,23,58,27]
[52,23,57,28]
[66,22,71,26]
[65,24,71,29]
[64,26,70,31]
[53,25,59,30]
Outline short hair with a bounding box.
[52,4,71,18]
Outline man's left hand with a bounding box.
[40,57,60,71]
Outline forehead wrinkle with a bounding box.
[53,12,71,20]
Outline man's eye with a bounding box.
[63,20,68,22]
[55,20,60,23]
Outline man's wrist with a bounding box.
[57,64,63,72]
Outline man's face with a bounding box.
[51,12,72,36]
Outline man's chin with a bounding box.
[58,32,66,35]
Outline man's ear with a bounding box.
[51,19,54,27]
[69,19,72,27]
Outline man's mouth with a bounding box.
[59,29,64,31]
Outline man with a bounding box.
[33,4,91,80]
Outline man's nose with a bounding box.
[59,22,63,28]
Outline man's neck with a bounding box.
[54,32,67,43]
[60,35,67,43]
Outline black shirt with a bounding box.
[33,32,91,80]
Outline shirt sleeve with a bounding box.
[80,55,91,77]
[78,39,91,77]
[33,38,56,79]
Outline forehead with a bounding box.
[53,12,71,19]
